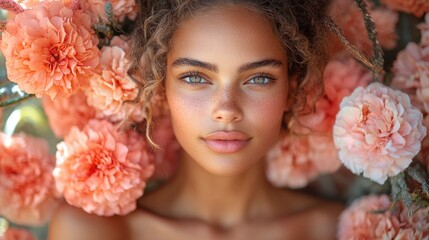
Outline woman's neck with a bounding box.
[164,151,279,228]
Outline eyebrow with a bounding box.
[171,58,283,73]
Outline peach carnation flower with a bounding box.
[391,43,429,112]
[0,133,59,226]
[266,134,341,189]
[333,82,426,184]
[54,119,155,216]
[381,0,429,17]
[42,91,96,138]
[329,0,399,55]
[338,195,429,239]
[417,115,429,172]
[295,57,372,133]
[2,228,36,240]
[80,0,137,23]
[151,116,181,180]
[86,36,143,123]
[17,0,72,8]
[0,1,100,99]
[418,13,429,47]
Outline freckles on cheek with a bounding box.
[253,96,285,124]
[169,93,208,128]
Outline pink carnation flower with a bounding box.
[0,133,59,226]
[418,115,429,172]
[266,134,341,188]
[151,116,181,180]
[296,57,372,133]
[2,228,36,240]
[54,120,155,216]
[392,43,429,112]
[86,36,143,123]
[17,0,72,8]
[333,82,426,184]
[42,91,96,138]
[418,13,429,47]
[381,0,429,17]
[370,8,399,50]
[329,0,399,55]
[0,1,100,99]
[80,0,137,22]
[338,195,429,239]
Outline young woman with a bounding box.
[49,1,343,239]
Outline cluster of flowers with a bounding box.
[266,0,429,238]
[0,0,428,239]
[0,1,180,237]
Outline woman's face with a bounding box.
[165,5,289,175]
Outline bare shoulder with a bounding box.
[48,202,129,240]
[272,190,344,240]
[308,197,344,238]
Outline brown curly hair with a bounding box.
[128,0,333,144]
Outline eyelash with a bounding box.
[179,72,277,85]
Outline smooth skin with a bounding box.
[48,5,343,240]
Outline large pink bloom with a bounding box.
[333,82,426,184]
[392,43,429,112]
[338,195,429,239]
[2,228,36,240]
[0,133,59,226]
[54,120,155,216]
[86,36,143,123]
[295,57,372,133]
[80,0,137,22]
[42,91,96,138]
[381,0,429,17]
[0,1,100,99]
[266,133,341,188]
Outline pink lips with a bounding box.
[202,131,251,153]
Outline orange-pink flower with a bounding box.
[0,1,100,99]
[418,13,429,47]
[151,116,181,180]
[381,0,429,17]
[338,195,429,239]
[80,0,138,23]
[54,120,155,216]
[266,134,341,188]
[0,133,59,226]
[42,91,97,138]
[86,36,143,123]
[333,82,426,184]
[392,42,429,113]
[418,115,429,172]
[295,57,372,134]
[329,0,399,55]
[2,227,36,240]
[17,0,74,9]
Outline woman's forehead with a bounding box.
[167,5,287,67]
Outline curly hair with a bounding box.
[128,0,333,144]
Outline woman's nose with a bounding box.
[212,86,243,123]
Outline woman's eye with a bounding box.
[247,76,273,85]
[181,74,209,84]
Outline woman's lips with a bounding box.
[202,131,251,153]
